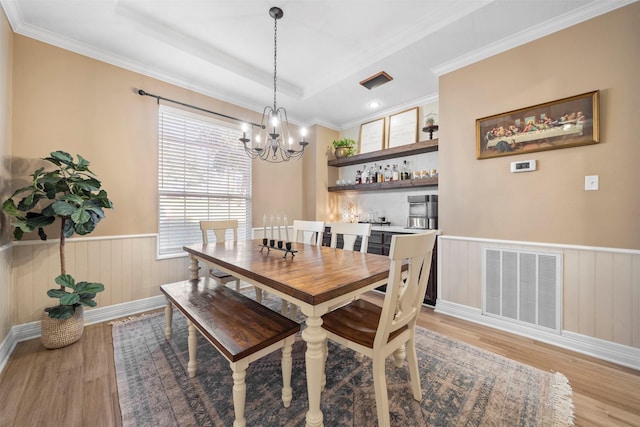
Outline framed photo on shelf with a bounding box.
[359,117,385,154]
[388,107,418,148]
[476,90,599,159]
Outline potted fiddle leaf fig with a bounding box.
[2,151,113,348]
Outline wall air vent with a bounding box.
[359,71,393,90]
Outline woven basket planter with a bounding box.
[41,305,84,349]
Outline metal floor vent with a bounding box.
[482,248,562,332]
[359,71,393,90]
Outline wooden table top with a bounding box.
[183,239,394,305]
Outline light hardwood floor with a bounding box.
[1,293,639,426]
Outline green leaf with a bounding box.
[55,274,76,290]
[76,154,91,171]
[45,305,76,320]
[13,228,24,240]
[47,289,68,299]
[17,193,45,211]
[24,212,55,228]
[37,228,47,240]
[51,200,77,216]
[60,194,84,205]
[2,199,21,217]
[47,151,73,165]
[62,218,75,238]
[71,208,90,224]
[74,220,96,235]
[79,299,97,307]
[76,281,104,294]
[59,293,80,305]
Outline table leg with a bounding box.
[189,255,200,280]
[164,298,173,340]
[301,314,326,427]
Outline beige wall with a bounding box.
[11,35,305,237]
[436,4,640,352]
[439,3,640,250]
[0,7,13,342]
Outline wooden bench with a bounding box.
[160,278,300,427]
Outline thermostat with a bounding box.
[510,159,536,173]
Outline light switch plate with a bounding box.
[510,159,536,173]
[585,175,599,191]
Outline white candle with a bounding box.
[284,215,289,241]
[277,214,282,240]
[270,215,274,240]
[262,214,266,240]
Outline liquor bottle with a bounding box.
[384,165,392,182]
[392,164,399,181]
[378,165,385,183]
[362,165,370,183]
[402,160,411,180]
[355,169,362,184]
[371,163,377,183]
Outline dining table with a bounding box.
[182,239,396,427]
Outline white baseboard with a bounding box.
[0,295,166,374]
[436,299,640,371]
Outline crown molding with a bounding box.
[432,0,637,76]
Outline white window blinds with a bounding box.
[158,105,252,257]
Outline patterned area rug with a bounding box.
[112,298,573,426]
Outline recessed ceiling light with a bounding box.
[368,101,380,109]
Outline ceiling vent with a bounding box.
[359,71,393,90]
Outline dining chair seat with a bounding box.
[322,299,407,348]
[321,231,437,427]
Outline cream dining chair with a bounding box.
[329,222,371,253]
[292,219,325,246]
[281,219,326,318]
[321,231,437,427]
[200,220,262,302]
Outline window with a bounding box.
[158,105,252,257]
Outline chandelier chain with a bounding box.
[273,15,278,110]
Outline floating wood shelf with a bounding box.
[328,139,438,167]
[328,177,438,193]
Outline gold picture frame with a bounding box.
[388,107,418,148]
[476,90,599,159]
[359,117,386,154]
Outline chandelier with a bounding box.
[240,7,309,163]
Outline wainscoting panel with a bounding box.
[439,236,640,351]
[11,235,190,325]
[0,244,11,344]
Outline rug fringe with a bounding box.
[108,311,162,326]
[551,371,575,426]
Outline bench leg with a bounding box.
[255,288,263,304]
[230,360,249,427]
[281,336,295,408]
[164,299,173,340]
[187,320,198,378]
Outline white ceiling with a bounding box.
[1,0,634,130]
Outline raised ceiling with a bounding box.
[1,0,634,130]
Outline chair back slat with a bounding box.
[329,222,372,253]
[292,220,325,246]
[374,232,437,348]
[200,220,239,244]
